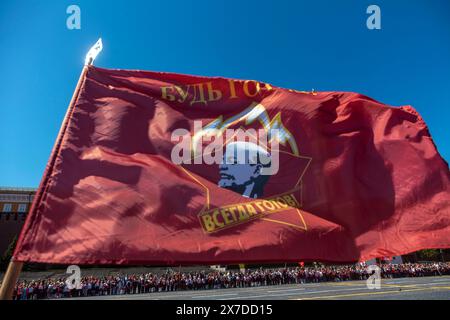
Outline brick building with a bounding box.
[0,187,36,256]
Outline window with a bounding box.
[2,203,12,212]
[18,203,27,212]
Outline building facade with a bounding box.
[0,187,36,256]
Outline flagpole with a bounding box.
[0,39,102,300]
[0,261,23,300]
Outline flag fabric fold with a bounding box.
[13,66,450,265]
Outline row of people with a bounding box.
[8,262,450,300]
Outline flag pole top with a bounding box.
[84,38,103,66]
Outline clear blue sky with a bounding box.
[0,0,449,188]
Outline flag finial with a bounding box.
[84,38,103,66]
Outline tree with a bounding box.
[417,249,440,261]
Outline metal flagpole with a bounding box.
[0,39,102,300]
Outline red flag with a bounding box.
[13,66,450,265]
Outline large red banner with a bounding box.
[13,66,450,264]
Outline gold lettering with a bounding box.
[275,197,288,208]
[212,210,224,228]
[228,206,237,222]
[261,83,273,92]
[243,80,260,97]
[161,86,176,101]
[206,82,222,101]
[202,214,216,232]
[254,201,266,212]
[262,200,276,211]
[245,204,257,216]
[238,207,249,221]
[221,208,233,225]
[190,83,208,106]
[283,195,298,207]
[270,199,282,210]
[228,80,238,98]
[174,85,190,103]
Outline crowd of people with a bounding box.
[6,262,450,300]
